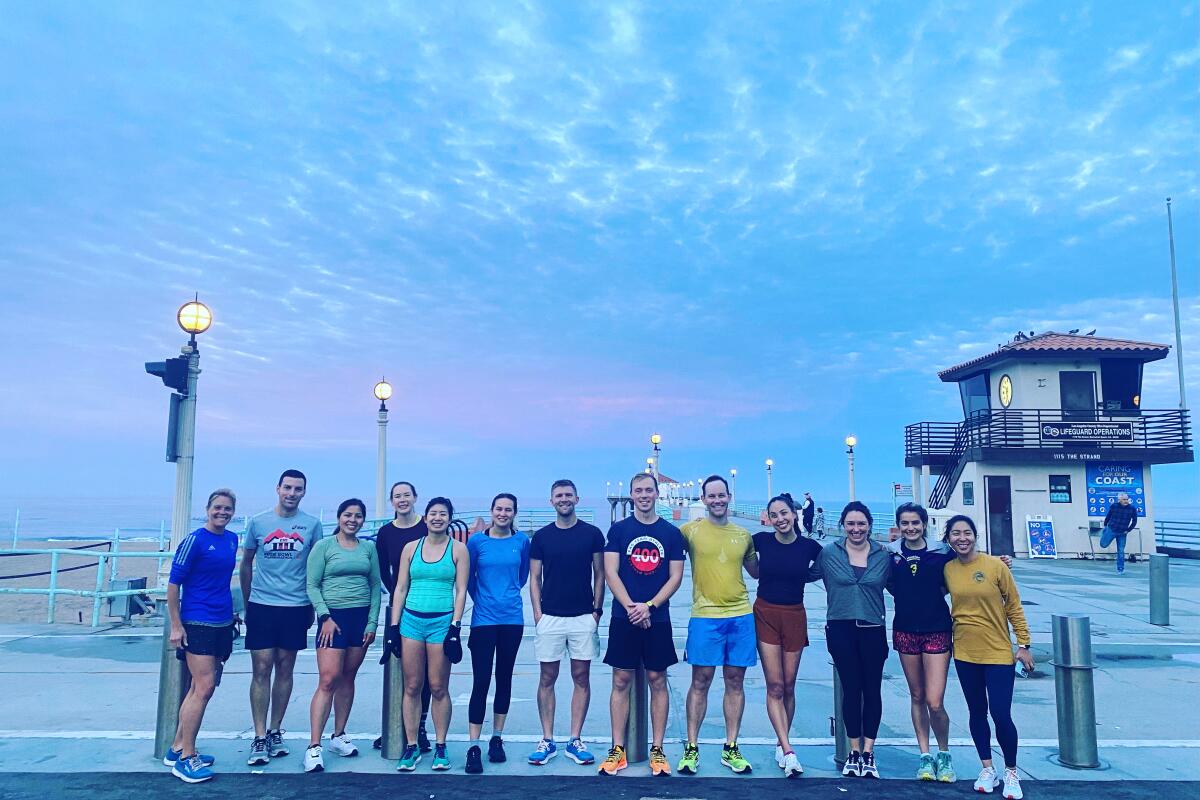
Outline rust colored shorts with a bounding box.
[753,597,809,652]
[892,629,952,655]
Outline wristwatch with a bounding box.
[646,600,656,609]
[593,606,604,617]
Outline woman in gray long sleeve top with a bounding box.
[812,502,891,779]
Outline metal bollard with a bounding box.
[381,627,405,759]
[153,614,188,759]
[1050,613,1099,768]
[1150,553,1170,626]
[831,663,847,766]
[625,666,649,763]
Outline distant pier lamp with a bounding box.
[765,459,774,499]
[650,433,662,480]
[730,468,738,505]
[375,378,392,522]
[374,378,394,409]
[845,435,858,501]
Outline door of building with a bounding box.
[1060,371,1097,420]
[985,475,1014,556]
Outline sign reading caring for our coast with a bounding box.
[1086,461,1146,517]
[1039,421,1135,442]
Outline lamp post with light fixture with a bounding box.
[149,297,212,760]
[374,378,392,522]
[765,459,774,500]
[845,435,858,501]
[650,433,661,482]
[730,468,737,506]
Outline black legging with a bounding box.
[955,659,1018,768]
[468,624,523,726]
[826,620,888,740]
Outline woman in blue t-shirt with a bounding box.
[462,493,530,773]
[165,488,240,784]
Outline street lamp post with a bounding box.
[151,297,211,760]
[650,433,662,482]
[730,468,737,506]
[845,435,858,501]
[765,459,774,500]
[374,378,393,522]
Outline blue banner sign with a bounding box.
[1026,517,1057,558]
[1085,461,1145,518]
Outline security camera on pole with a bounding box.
[148,297,212,760]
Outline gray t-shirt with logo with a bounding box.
[244,509,324,606]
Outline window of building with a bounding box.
[962,481,975,505]
[959,373,990,419]
[1100,359,1143,413]
[1049,474,1072,503]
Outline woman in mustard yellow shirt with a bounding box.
[943,515,1033,800]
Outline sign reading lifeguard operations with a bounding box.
[1039,421,1135,442]
[1086,461,1146,517]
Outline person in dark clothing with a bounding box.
[1100,493,1138,574]
[800,493,816,536]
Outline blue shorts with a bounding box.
[401,608,453,643]
[685,614,757,667]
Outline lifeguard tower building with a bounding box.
[904,332,1193,557]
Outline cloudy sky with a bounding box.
[1,1,1197,519]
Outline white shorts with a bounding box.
[534,613,600,662]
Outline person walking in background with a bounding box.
[814,507,826,539]
[165,489,240,783]
[597,473,685,777]
[943,515,1033,800]
[800,492,815,537]
[1100,493,1138,574]
[388,497,469,772]
[813,501,890,779]
[528,479,606,767]
[746,493,821,778]
[678,475,758,776]
[303,499,380,773]
[240,469,324,767]
[374,481,431,752]
[463,493,530,774]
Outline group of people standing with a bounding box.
[164,469,1033,800]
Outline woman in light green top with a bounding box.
[388,496,469,771]
[303,498,380,773]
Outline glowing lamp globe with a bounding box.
[177,300,212,336]
[845,435,858,448]
[374,379,393,402]
[650,433,662,446]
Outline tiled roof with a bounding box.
[939,332,1171,381]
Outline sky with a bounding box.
[1,1,1197,523]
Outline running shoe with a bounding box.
[974,765,1000,793]
[527,738,557,765]
[465,745,483,774]
[247,737,270,766]
[860,750,879,778]
[171,753,214,783]
[677,742,699,774]
[598,745,627,775]
[936,751,957,783]
[418,726,432,753]
[267,729,289,757]
[303,744,324,774]
[842,750,862,777]
[565,738,595,765]
[916,752,936,781]
[327,732,358,757]
[649,745,671,776]
[1002,768,1023,799]
[163,747,215,768]
[432,743,451,770]
[488,734,507,763]
[373,736,383,750]
[774,745,785,768]
[782,751,804,778]
[721,742,751,773]
[396,744,421,771]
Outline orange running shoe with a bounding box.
[649,746,672,776]
[598,745,627,775]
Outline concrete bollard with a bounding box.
[1050,613,1099,768]
[832,662,847,766]
[624,666,649,763]
[381,644,405,759]
[153,615,188,759]
[1150,553,1170,626]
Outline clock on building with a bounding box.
[999,374,1013,408]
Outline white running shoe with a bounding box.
[1002,768,1023,799]
[303,744,324,773]
[782,751,804,778]
[974,765,1000,793]
[775,745,785,768]
[327,733,359,757]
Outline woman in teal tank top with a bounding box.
[388,497,469,771]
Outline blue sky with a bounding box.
[1,2,1197,519]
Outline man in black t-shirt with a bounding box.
[598,472,684,776]
[528,479,605,767]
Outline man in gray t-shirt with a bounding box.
[239,469,324,764]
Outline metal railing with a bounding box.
[332,508,597,539]
[731,503,890,538]
[1155,519,1200,554]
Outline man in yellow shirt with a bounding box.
[677,475,757,775]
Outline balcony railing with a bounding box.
[906,408,1192,464]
